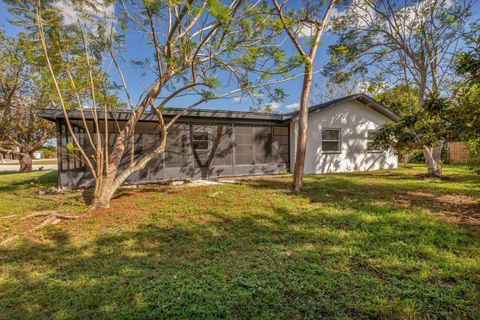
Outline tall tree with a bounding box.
[272,0,337,192]
[6,0,296,209]
[326,0,473,176]
[0,32,54,172]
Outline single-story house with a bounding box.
[37,93,399,189]
[0,151,16,162]
[33,151,43,159]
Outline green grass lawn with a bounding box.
[0,166,479,319]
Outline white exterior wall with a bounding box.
[290,100,397,174]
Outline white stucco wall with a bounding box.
[290,100,398,174]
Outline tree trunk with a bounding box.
[90,175,116,209]
[400,151,413,166]
[19,153,33,173]
[423,146,442,176]
[417,78,444,176]
[89,137,167,210]
[432,140,443,174]
[292,62,313,192]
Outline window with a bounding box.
[192,131,209,150]
[322,129,340,152]
[367,130,381,152]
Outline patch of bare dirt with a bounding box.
[395,191,480,225]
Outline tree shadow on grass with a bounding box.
[0,195,479,319]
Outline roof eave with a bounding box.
[284,94,400,122]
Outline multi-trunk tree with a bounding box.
[6,0,298,209]
[325,0,473,176]
[373,95,456,176]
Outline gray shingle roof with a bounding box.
[36,93,399,123]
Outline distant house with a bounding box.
[37,94,399,189]
[33,151,43,159]
[0,151,16,162]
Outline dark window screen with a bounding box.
[165,124,189,168]
[273,126,289,163]
[192,125,211,168]
[192,132,209,150]
[234,125,254,165]
[60,123,68,171]
[59,122,87,171]
[255,126,272,164]
[211,125,233,166]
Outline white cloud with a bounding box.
[332,0,454,34]
[354,80,390,95]
[329,6,342,19]
[267,101,281,111]
[349,0,376,28]
[397,0,454,34]
[285,102,300,110]
[52,1,78,25]
[353,81,371,94]
[297,24,314,38]
[52,1,116,35]
[232,93,264,104]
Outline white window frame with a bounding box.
[367,130,382,153]
[321,128,341,153]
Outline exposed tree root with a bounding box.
[415,173,454,181]
[0,235,19,246]
[21,211,86,221]
[1,210,88,247]
[0,214,20,220]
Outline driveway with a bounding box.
[0,163,57,172]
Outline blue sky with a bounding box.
[0,1,340,113]
[1,1,478,113]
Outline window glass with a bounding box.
[367,130,381,151]
[192,132,209,150]
[322,129,339,141]
[322,129,340,152]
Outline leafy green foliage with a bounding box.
[3,0,127,111]
[452,23,480,166]
[374,84,419,117]
[0,31,55,157]
[374,95,455,156]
